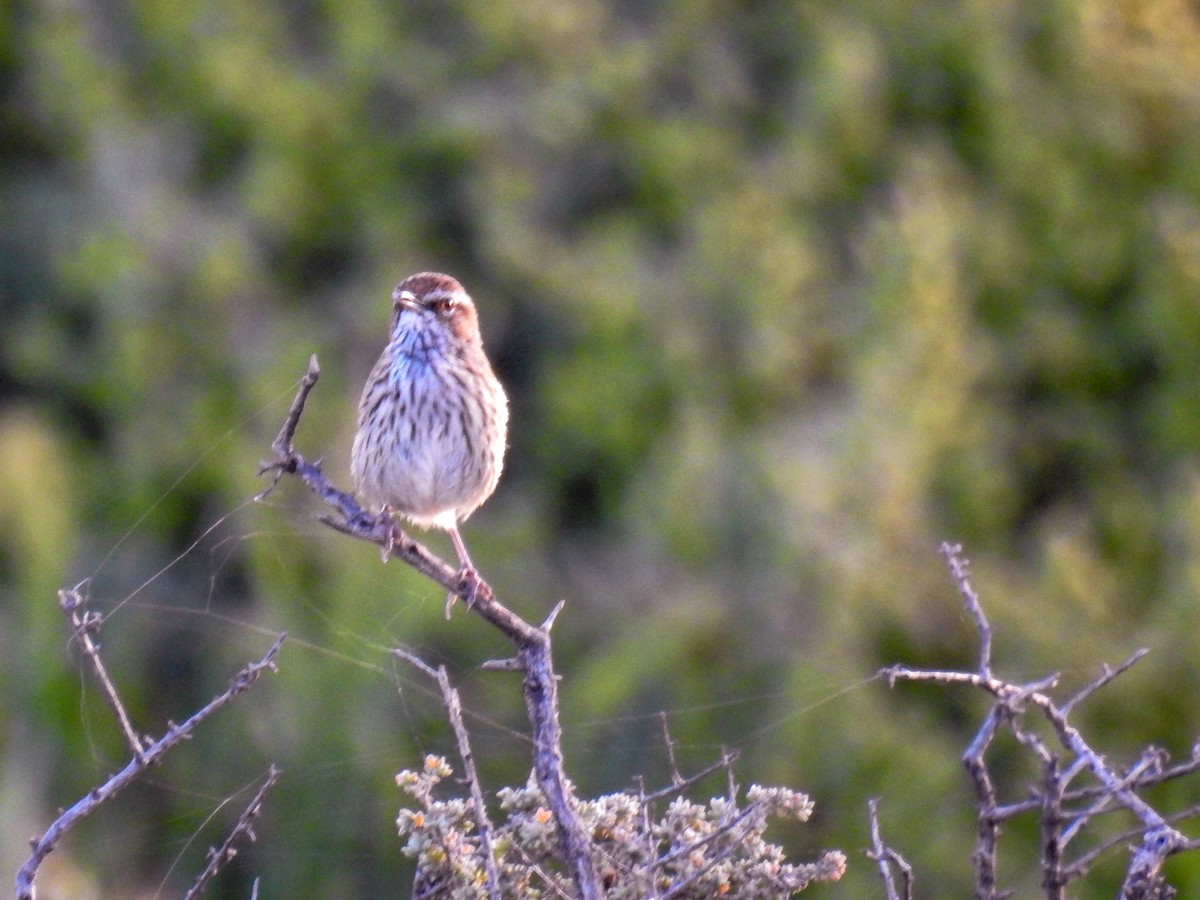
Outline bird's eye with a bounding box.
[434,297,457,315]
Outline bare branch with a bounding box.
[259,353,321,497]
[641,750,741,805]
[1154,743,1200,784]
[962,706,1005,899]
[16,634,285,900]
[542,599,566,632]
[634,776,660,900]
[1066,803,1200,881]
[59,588,145,759]
[867,798,913,900]
[1061,750,1163,847]
[1037,697,1181,841]
[1121,827,1192,899]
[939,542,993,678]
[1061,648,1150,718]
[725,750,738,806]
[479,657,523,672]
[1037,756,1067,900]
[886,542,1200,897]
[183,765,282,900]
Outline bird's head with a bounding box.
[391,272,481,346]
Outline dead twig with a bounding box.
[183,765,282,900]
[660,712,684,787]
[866,798,913,900]
[641,750,741,805]
[59,587,146,759]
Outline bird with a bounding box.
[351,272,509,616]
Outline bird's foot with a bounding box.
[379,515,403,563]
[444,566,484,619]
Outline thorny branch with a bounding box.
[879,542,1200,899]
[183,765,282,900]
[16,591,284,900]
[259,356,604,900]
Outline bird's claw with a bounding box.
[444,566,483,619]
[379,514,403,563]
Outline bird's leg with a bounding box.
[445,525,483,618]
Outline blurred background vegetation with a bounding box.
[3,0,1200,896]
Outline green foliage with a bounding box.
[5,0,1200,896]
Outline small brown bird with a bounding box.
[351,273,509,615]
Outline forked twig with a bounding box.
[59,587,146,759]
[867,798,913,900]
[641,750,741,804]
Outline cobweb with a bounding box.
[18,389,866,899]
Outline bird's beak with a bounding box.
[392,289,420,312]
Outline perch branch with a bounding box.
[259,357,603,899]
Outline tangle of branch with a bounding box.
[880,542,1200,899]
[16,590,285,900]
